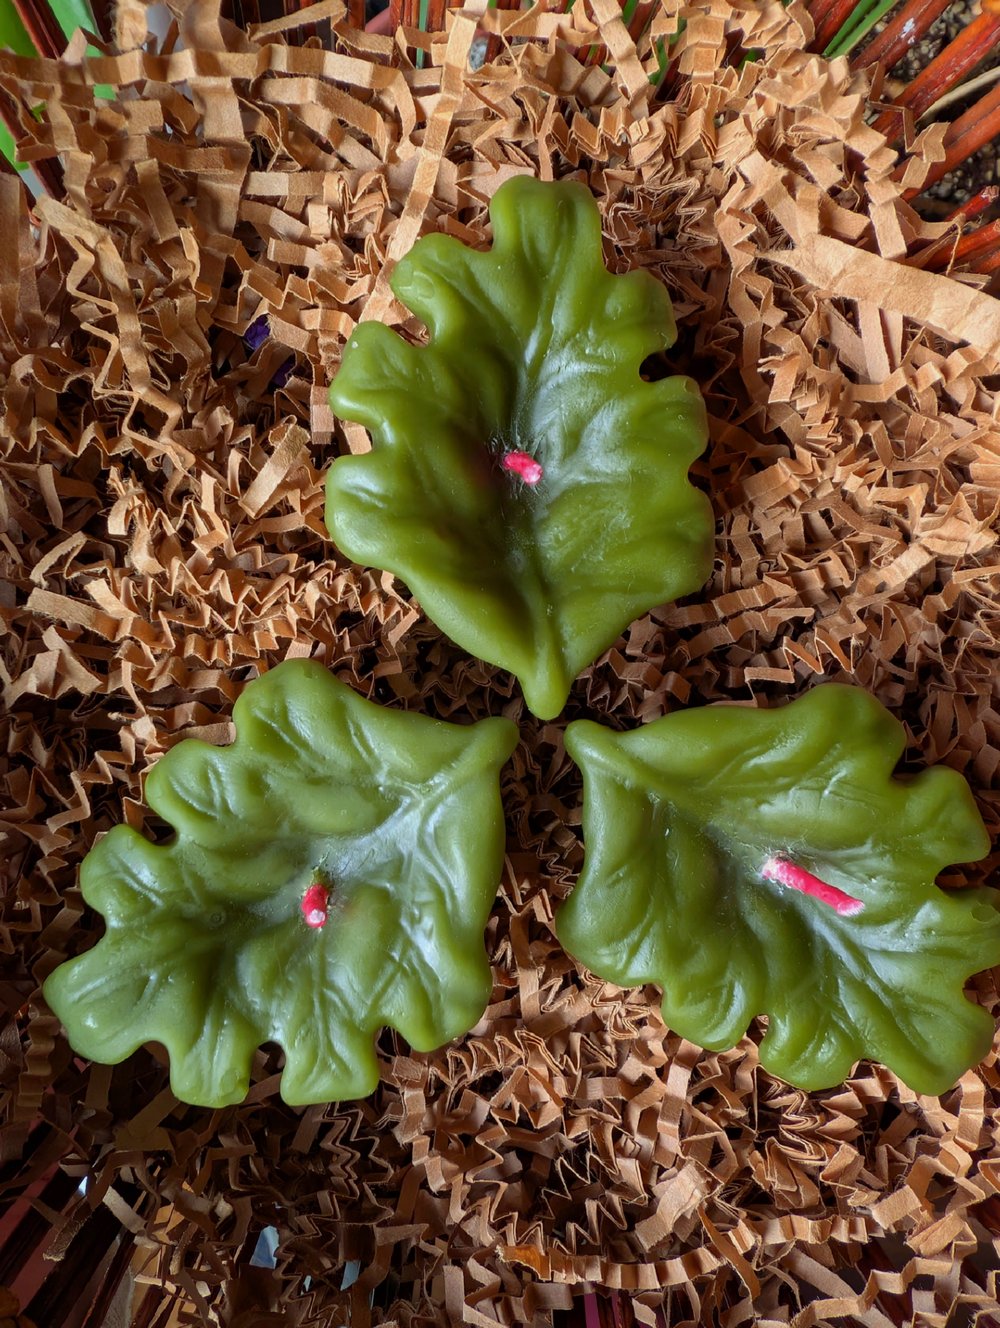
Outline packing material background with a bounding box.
[2,0,1000,1322]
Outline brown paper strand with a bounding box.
[3,0,1000,1323]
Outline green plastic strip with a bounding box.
[0,0,110,174]
[416,0,430,68]
[0,3,35,168]
[49,0,113,99]
[824,0,897,59]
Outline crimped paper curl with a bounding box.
[3,0,1000,1323]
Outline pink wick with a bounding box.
[761,856,865,917]
[502,451,543,485]
[301,882,330,930]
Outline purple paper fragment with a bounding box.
[244,313,270,352]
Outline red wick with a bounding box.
[502,451,543,485]
[761,856,865,918]
[301,882,330,930]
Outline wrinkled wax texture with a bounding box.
[44,660,518,1108]
[326,176,714,720]
[556,684,1000,1095]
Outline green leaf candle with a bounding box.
[44,660,518,1108]
[326,176,714,721]
[556,685,1000,1095]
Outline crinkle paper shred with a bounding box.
[3,0,1000,1323]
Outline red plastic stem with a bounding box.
[367,7,393,32]
[86,0,114,42]
[944,183,1000,223]
[10,0,66,58]
[809,0,863,54]
[484,0,520,66]
[970,241,1000,273]
[852,0,952,71]
[761,856,865,917]
[903,76,1000,197]
[502,451,543,484]
[949,216,1000,261]
[909,188,1000,271]
[873,9,1000,140]
[627,0,656,41]
[918,213,1000,270]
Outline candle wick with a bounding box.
[501,450,543,485]
[301,881,330,930]
[761,855,865,917]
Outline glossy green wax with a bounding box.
[44,660,518,1108]
[326,176,714,721]
[556,684,1000,1095]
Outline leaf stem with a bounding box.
[761,856,865,917]
[502,450,544,485]
[301,881,330,929]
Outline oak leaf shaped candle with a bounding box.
[44,660,518,1108]
[326,176,714,720]
[556,684,1000,1095]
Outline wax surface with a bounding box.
[44,660,518,1108]
[326,175,714,720]
[556,685,1000,1095]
